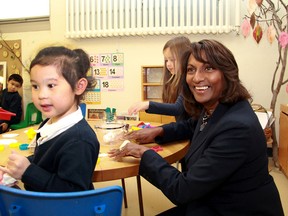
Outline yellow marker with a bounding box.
[97,158,101,164]
[0,145,4,151]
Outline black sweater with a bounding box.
[0,89,22,125]
[22,119,100,192]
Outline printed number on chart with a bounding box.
[108,66,124,77]
[89,55,99,64]
[109,68,116,75]
[93,68,101,76]
[102,81,109,88]
[100,55,111,65]
[111,53,124,65]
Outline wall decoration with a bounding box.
[83,52,124,104]
[84,89,101,105]
[83,78,101,104]
[0,39,23,76]
[240,0,287,166]
[100,78,124,92]
[0,61,7,89]
[87,108,105,120]
[0,39,23,96]
[90,52,124,91]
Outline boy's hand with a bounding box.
[0,151,30,180]
[0,122,8,132]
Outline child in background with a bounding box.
[0,74,23,133]
[0,46,100,192]
[128,36,191,122]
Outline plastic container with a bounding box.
[0,108,16,120]
[95,122,125,147]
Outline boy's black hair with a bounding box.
[8,74,23,86]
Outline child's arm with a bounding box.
[128,101,149,115]
[0,166,4,181]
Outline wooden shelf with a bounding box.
[279,104,288,178]
[141,66,163,101]
[140,66,175,124]
[139,111,175,124]
[142,83,161,86]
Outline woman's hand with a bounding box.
[108,142,150,160]
[0,151,30,180]
[124,127,164,144]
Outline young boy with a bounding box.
[0,74,23,133]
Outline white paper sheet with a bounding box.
[255,111,273,129]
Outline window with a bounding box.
[0,0,50,24]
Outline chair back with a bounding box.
[0,185,123,216]
[26,102,42,125]
[10,102,43,130]
[79,103,86,118]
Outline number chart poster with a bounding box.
[84,53,124,104]
[90,53,124,92]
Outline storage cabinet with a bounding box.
[139,111,175,124]
[142,66,163,101]
[140,66,175,124]
[279,104,288,177]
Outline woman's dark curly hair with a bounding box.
[180,39,252,118]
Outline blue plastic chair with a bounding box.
[0,185,123,216]
[80,103,86,118]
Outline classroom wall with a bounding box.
[1,0,287,137]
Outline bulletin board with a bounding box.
[84,52,124,104]
[0,39,23,95]
[0,40,22,76]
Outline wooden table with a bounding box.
[0,126,35,166]
[0,121,190,216]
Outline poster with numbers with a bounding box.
[90,53,124,78]
[83,79,101,104]
[85,52,124,103]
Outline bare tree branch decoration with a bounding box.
[0,32,29,72]
[241,0,287,166]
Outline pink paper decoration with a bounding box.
[256,0,263,6]
[241,19,251,38]
[279,32,288,49]
[248,0,258,15]
[267,25,276,44]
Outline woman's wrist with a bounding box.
[139,146,150,157]
[154,126,164,137]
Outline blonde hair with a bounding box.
[162,36,191,103]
